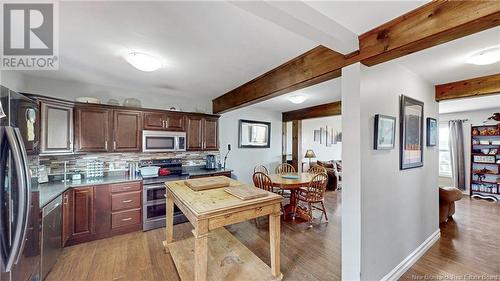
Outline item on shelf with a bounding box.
[492,140,500,145]
[488,128,498,135]
[489,148,498,155]
[481,148,490,154]
[472,139,480,145]
[123,98,142,107]
[487,112,500,122]
[107,99,120,106]
[472,128,480,136]
[473,155,496,164]
[480,128,488,136]
[479,140,491,145]
[75,97,101,104]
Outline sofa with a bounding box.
[311,160,341,191]
[439,186,462,223]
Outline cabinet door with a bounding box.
[143,112,165,130]
[71,187,94,238]
[75,107,110,152]
[186,115,203,150]
[93,185,111,235]
[113,110,142,152]
[203,117,218,150]
[165,113,185,131]
[40,101,73,154]
[62,190,73,246]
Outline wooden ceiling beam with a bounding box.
[212,46,345,114]
[435,73,500,101]
[358,1,500,66]
[282,101,341,122]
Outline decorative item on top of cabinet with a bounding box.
[40,99,74,154]
[186,114,219,151]
[143,111,185,131]
[74,106,111,152]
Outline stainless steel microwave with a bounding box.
[142,130,186,152]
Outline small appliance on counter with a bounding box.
[205,154,217,170]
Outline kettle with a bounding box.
[205,154,217,170]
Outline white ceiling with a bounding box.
[304,1,428,35]
[439,94,500,114]
[395,26,500,85]
[20,1,317,100]
[254,77,341,112]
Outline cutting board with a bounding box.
[224,185,268,200]
[185,176,230,191]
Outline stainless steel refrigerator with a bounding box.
[1,86,40,281]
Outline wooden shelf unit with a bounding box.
[470,123,500,202]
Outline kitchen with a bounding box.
[1,87,232,281]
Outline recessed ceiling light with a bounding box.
[466,46,500,65]
[288,95,306,104]
[125,52,162,72]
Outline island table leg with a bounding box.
[269,212,282,280]
[164,191,174,253]
[193,226,208,281]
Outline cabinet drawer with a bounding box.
[110,182,141,193]
[111,191,141,211]
[112,209,141,229]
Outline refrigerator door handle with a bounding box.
[13,128,31,265]
[3,127,27,272]
[0,128,8,271]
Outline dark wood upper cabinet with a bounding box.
[186,115,203,151]
[143,111,185,131]
[113,110,142,152]
[203,117,218,150]
[40,100,73,154]
[186,115,219,151]
[74,106,111,152]
[71,186,94,239]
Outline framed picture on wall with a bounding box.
[426,118,437,147]
[238,119,271,148]
[400,95,424,170]
[374,114,396,150]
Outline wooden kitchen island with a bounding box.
[163,177,283,281]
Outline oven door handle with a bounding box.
[144,184,166,190]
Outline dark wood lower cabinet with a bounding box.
[64,181,142,246]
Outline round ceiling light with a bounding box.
[125,52,162,72]
[466,46,500,65]
[288,95,307,104]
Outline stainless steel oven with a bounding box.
[142,131,186,153]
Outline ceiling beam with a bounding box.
[282,101,341,122]
[358,0,500,66]
[232,1,358,54]
[435,73,500,101]
[212,46,344,114]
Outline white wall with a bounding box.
[302,116,342,164]
[0,71,25,92]
[439,109,499,191]
[342,61,439,280]
[18,75,212,113]
[219,106,282,184]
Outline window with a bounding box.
[439,123,452,177]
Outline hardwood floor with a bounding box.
[45,191,342,281]
[401,197,500,280]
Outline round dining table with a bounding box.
[268,172,315,220]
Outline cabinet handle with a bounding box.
[105,141,108,150]
[121,218,132,221]
[63,194,68,204]
[122,186,132,190]
[122,199,133,203]
[113,141,116,150]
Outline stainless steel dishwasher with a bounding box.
[41,195,63,280]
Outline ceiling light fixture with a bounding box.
[466,46,500,65]
[125,52,162,72]
[288,95,306,104]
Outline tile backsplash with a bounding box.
[40,151,220,175]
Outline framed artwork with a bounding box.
[374,114,396,150]
[426,118,437,147]
[313,130,321,142]
[400,95,424,170]
[238,119,271,148]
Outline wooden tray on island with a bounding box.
[184,176,230,191]
[224,184,268,200]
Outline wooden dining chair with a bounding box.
[253,165,269,175]
[275,163,295,175]
[253,172,284,222]
[294,172,329,227]
[308,165,327,175]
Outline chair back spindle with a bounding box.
[253,172,274,192]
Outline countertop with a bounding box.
[39,167,233,208]
[38,174,142,208]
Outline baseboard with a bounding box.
[380,229,441,281]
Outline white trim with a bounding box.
[380,229,441,281]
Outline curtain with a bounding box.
[448,120,466,190]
